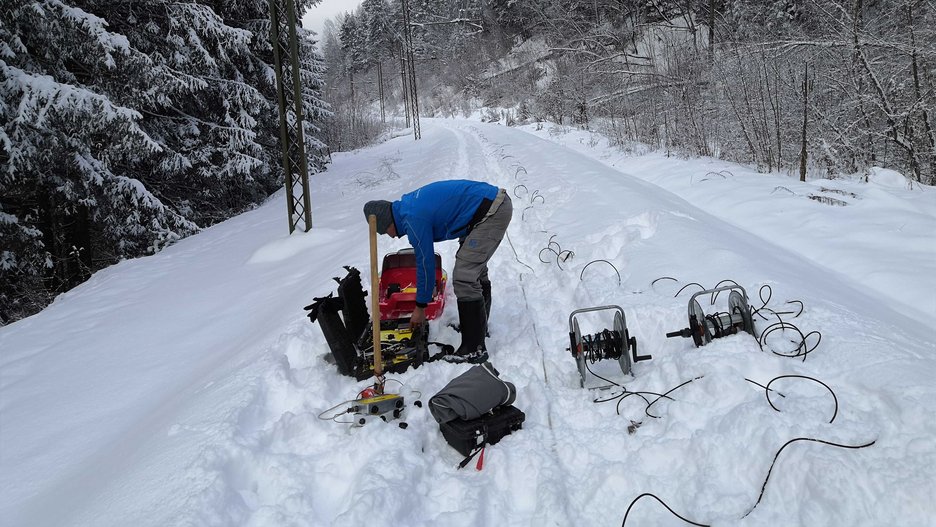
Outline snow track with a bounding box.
[1,119,934,526]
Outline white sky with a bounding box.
[302,0,364,38]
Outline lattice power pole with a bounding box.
[400,0,421,140]
[269,0,313,233]
[399,48,411,129]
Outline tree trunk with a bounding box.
[73,204,92,286]
[708,0,715,66]
[377,62,385,124]
[908,4,935,182]
[800,62,809,183]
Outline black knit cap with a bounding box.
[363,200,395,234]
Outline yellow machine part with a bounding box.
[380,325,413,343]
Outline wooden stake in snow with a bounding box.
[368,215,385,391]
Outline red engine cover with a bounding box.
[378,249,447,321]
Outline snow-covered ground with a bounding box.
[2,118,935,527]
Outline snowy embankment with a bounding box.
[1,118,934,527]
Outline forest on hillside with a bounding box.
[1,0,329,323]
[324,0,935,185]
[2,0,933,325]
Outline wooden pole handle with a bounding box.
[368,215,384,384]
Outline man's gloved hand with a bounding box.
[410,305,426,326]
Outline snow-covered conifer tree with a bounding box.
[0,1,198,322]
[0,0,330,324]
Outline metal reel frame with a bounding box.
[614,311,632,379]
[568,305,648,388]
[686,285,755,347]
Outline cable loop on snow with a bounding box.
[579,259,621,285]
[745,375,839,424]
[674,282,705,297]
[538,236,574,270]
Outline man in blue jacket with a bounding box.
[364,180,512,363]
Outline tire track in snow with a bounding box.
[457,123,579,525]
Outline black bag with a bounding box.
[430,363,524,466]
[429,362,516,423]
[440,404,525,458]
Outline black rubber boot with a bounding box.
[481,280,492,338]
[410,322,430,366]
[446,299,488,363]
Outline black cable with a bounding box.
[538,243,574,271]
[622,493,710,526]
[615,367,865,525]
[658,279,817,358]
[504,230,535,275]
[317,399,358,423]
[580,259,621,284]
[538,247,559,264]
[741,437,876,517]
[584,359,626,391]
[580,330,623,363]
[675,282,705,297]
[785,300,805,317]
[546,236,573,266]
[757,284,773,309]
[744,378,786,398]
[750,285,774,320]
[765,375,838,424]
[580,358,663,412]
[590,376,698,419]
[618,391,669,417]
[621,437,877,526]
[758,321,821,361]
[704,312,729,338]
[709,279,741,304]
[547,235,561,252]
[750,285,804,320]
[644,376,704,419]
[592,390,628,404]
[539,247,565,270]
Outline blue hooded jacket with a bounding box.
[390,180,498,305]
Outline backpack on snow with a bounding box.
[429,362,525,465]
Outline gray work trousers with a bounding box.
[453,189,512,300]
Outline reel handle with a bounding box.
[630,336,652,362]
[666,328,692,338]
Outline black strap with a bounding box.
[457,445,484,469]
[427,342,455,363]
[455,197,494,237]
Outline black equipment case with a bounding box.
[439,404,525,457]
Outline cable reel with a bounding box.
[568,305,652,388]
[666,285,755,346]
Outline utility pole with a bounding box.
[400,46,411,128]
[269,0,313,233]
[400,0,421,140]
